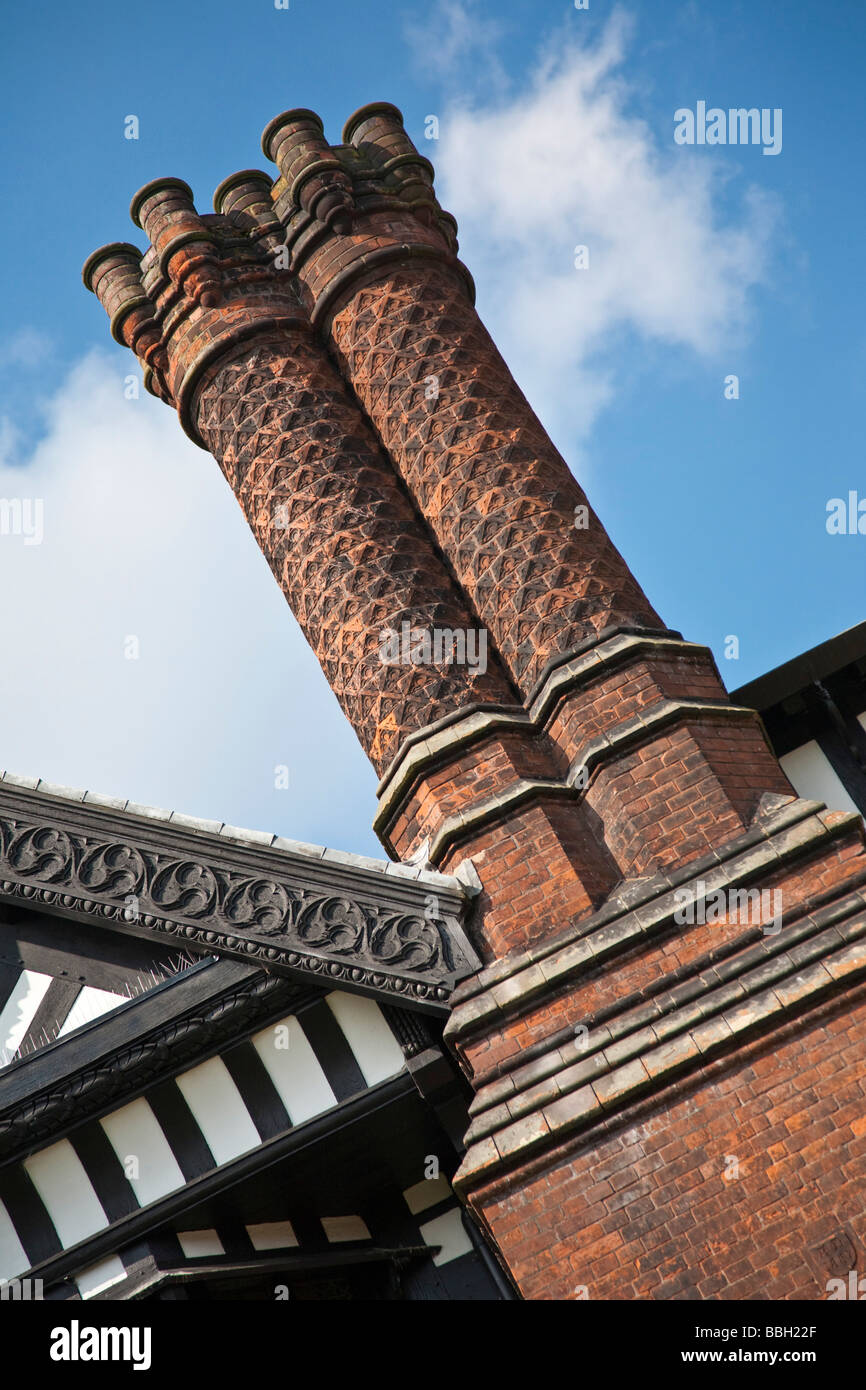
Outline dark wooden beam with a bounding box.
[0,961,20,1017]
[0,959,309,1165]
[21,977,81,1051]
[0,908,190,994]
[25,1073,416,1289]
[0,779,477,1013]
[97,1246,431,1300]
[0,1164,61,1266]
[220,1041,291,1141]
[146,1081,215,1181]
[296,998,367,1102]
[69,1124,139,1223]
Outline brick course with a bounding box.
[468,988,866,1300]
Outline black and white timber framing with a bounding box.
[0,775,510,1301]
[733,621,866,822]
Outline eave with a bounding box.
[0,774,480,1015]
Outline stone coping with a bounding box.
[377,695,764,865]
[375,626,755,850]
[465,891,866,1142]
[454,927,866,1196]
[0,769,462,895]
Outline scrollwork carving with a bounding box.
[296,895,367,953]
[150,860,218,917]
[8,825,74,882]
[223,878,291,934]
[368,912,449,971]
[0,809,470,1009]
[79,842,146,896]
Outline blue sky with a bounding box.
[0,0,863,856]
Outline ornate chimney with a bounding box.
[84,104,866,1304]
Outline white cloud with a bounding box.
[0,328,54,371]
[424,6,779,450]
[0,352,380,854]
[0,7,784,860]
[404,0,508,92]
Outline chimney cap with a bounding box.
[130,177,195,229]
[81,241,143,291]
[342,102,404,145]
[261,108,325,161]
[213,169,274,214]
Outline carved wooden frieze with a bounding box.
[0,802,477,1012]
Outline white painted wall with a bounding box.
[325,992,405,1086]
[177,1229,224,1259]
[175,1056,260,1165]
[320,1215,370,1243]
[23,1139,108,1247]
[75,1254,126,1299]
[100,1098,185,1206]
[0,969,52,1060]
[58,985,127,1037]
[779,741,860,816]
[403,1175,452,1215]
[419,1208,473,1266]
[252,1016,336,1123]
[246,1220,299,1251]
[0,1198,29,1282]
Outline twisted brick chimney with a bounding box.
[84,104,866,1302]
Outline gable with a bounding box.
[0,976,408,1289]
[0,949,504,1301]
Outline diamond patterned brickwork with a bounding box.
[327,264,661,696]
[193,332,515,772]
[84,184,516,776]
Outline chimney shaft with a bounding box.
[84,184,516,774]
[82,101,866,1308]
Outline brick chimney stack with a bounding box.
[83,174,515,775]
[84,104,866,1302]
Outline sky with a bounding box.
[0,0,863,858]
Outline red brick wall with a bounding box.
[470,986,866,1300]
[584,718,792,876]
[457,818,866,1085]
